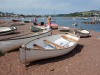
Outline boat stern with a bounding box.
[19,47,26,64]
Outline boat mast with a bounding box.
[53,9,56,22]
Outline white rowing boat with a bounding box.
[0,29,52,53]
[20,33,80,64]
[58,26,70,31]
[75,29,90,37]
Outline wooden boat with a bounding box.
[0,26,17,36]
[19,33,80,64]
[58,26,70,32]
[75,29,90,37]
[0,29,52,53]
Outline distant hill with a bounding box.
[0,10,100,17]
[56,10,100,17]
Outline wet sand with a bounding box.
[0,22,100,75]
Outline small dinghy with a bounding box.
[72,23,78,26]
[0,26,17,36]
[20,33,80,64]
[30,26,46,32]
[58,26,70,32]
[75,29,90,37]
[50,23,58,29]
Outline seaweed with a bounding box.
[0,51,4,56]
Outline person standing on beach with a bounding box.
[47,16,51,25]
[46,16,52,33]
[33,17,37,25]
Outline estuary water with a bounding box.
[1,17,100,32]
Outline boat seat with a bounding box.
[33,44,44,49]
[54,37,75,48]
[44,45,55,49]
[44,40,64,49]
[61,35,78,42]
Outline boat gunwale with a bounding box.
[21,33,80,51]
[20,42,77,51]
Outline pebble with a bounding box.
[49,67,54,71]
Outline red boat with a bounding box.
[50,23,58,29]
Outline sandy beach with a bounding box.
[0,22,100,75]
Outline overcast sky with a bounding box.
[0,0,100,15]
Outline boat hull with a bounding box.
[50,23,58,29]
[76,29,90,37]
[58,26,70,32]
[20,44,77,64]
[77,33,89,37]
[0,30,52,53]
[19,33,80,64]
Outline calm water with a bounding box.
[1,17,100,32]
[54,17,100,32]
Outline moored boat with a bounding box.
[72,23,78,26]
[0,26,17,36]
[83,18,88,20]
[20,33,80,64]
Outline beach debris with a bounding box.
[49,67,54,71]
[65,66,69,72]
[0,51,4,56]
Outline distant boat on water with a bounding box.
[72,18,76,20]
[83,18,88,20]
[72,23,78,26]
[42,17,44,19]
[51,19,56,22]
